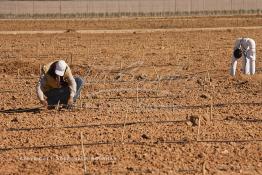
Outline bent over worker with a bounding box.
[36,60,84,107]
[230,38,256,76]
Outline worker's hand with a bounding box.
[40,100,48,107]
[67,96,74,106]
[67,96,74,110]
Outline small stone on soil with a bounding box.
[186,121,193,126]
[127,167,134,171]
[11,117,18,122]
[11,96,17,100]
[200,94,210,99]
[141,134,150,139]
[188,115,199,126]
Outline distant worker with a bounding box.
[230,38,256,76]
[36,60,84,108]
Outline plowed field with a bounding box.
[0,16,261,175]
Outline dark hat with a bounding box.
[233,48,242,59]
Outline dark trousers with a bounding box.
[44,77,84,105]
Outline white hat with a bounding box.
[55,60,67,76]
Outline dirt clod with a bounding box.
[11,117,18,122]
[188,115,199,126]
[200,94,210,99]
[127,167,134,171]
[11,96,17,100]
[141,134,150,139]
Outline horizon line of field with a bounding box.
[1,25,262,34]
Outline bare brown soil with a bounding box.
[0,16,261,175]
[0,15,262,31]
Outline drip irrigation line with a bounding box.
[1,101,261,114]
[5,116,262,133]
[136,102,262,110]
[85,95,176,100]
[6,119,187,132]
[1,139,262,152]
[87,88,176,98]
[0,105,99,114]
[0,107,42,113]
[86,76,188,84]
[0,90,17,93]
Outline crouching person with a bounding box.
[230,38,256,76]
[36,60,84,108]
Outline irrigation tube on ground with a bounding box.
[1,139,262,152]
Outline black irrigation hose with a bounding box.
[0,107,42,114]
[0,104,98,114]
[86,75,189,84]
[139,102,262,110]
[1,101,261,114]
[0,90,17,93]
[86,95,176,100]
[1,139,262,152]
[6,119,187,132]
[5,116,262,132]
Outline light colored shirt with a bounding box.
[233,38,256,56]
[36,61,76,101]
[230,38,256,76]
